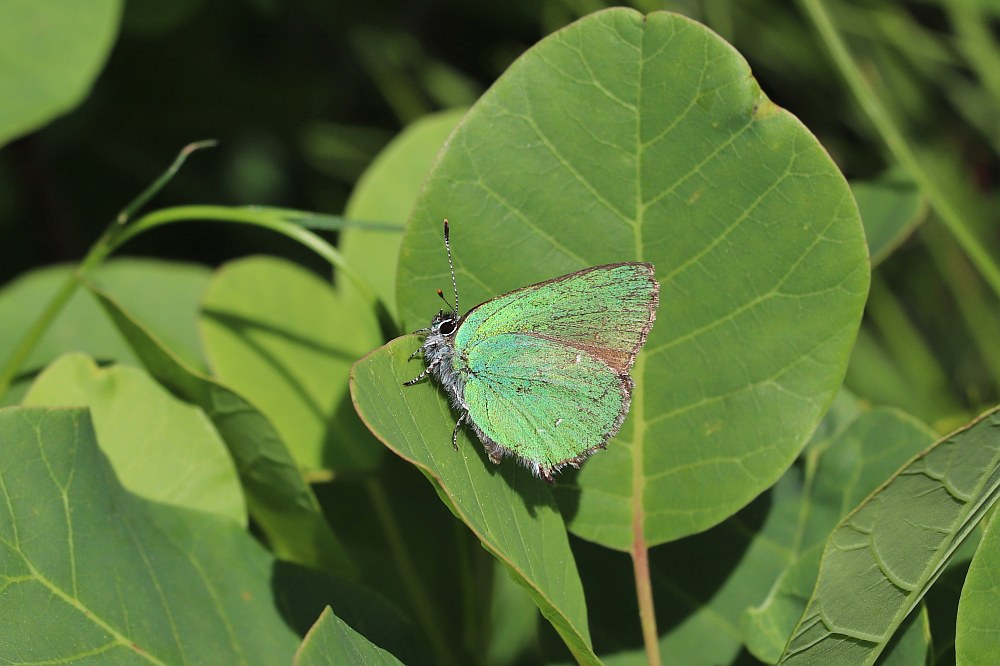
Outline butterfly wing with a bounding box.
[459,332,631,478]
[455,263,658,374]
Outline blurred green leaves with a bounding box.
[200,255,382,475]
[0,0,121,147]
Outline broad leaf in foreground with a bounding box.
[350,337,598,664]
[393,8,869,548]
[780,406,1000,664]
[0,406,299,662]
[22,353,245,525]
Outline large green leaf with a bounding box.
[22,353,245,525]
[294,607,404,666]
[0,406,299,662]
[0,0,121,147]
[200,256,382,475]
[341,108,466,322]
[780,406,1000,665]
[384,8,869,549]
[88,283,356,578]
[956,507,1000,662]
[350,336,598,664]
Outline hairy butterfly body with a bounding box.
[405,220,659,483]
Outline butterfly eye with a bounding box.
[439,318,457,336]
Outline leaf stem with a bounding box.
[632,535,661,666]
[364,479,459,666]
[630,354,661,666]
[115,140,219,225]
[110,205,378,306]
[797,0,1000,300]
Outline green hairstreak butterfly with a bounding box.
[405,220,659,483]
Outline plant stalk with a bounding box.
[632,535,661,666]
[630,354,661,666]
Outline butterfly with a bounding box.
[405,220,659,483]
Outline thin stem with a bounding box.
[946,0,1000,111]
[363,479,458,666]
[115,140,218,225]
[797,0,1000,300]
[630,354,661,666]
[110,205,378,306]
[632,536,661,666]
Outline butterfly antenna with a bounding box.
[443,219,459,313]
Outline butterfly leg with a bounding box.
[451,411,468,451]
[403,369,428,386]
[403,358,439,386]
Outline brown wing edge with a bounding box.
[459,262,660,374]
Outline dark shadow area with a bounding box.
[314,454,495,665]
[923,558,972,665]
[322,387,385,473]
[571,485,773,661]
[270,558,432,665]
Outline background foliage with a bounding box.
[2,1,1000,665]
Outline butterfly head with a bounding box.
[430,310,459,339]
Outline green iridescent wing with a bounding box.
[453,263,658,474]
[455,263,658,373]
[461,333,629,472]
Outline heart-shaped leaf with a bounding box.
[200,256,383,475]
[22,353,245,525]
[350,336,598,664]
[0,406,299,662]
[389,8,869,549]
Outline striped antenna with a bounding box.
[442,219,459,313]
